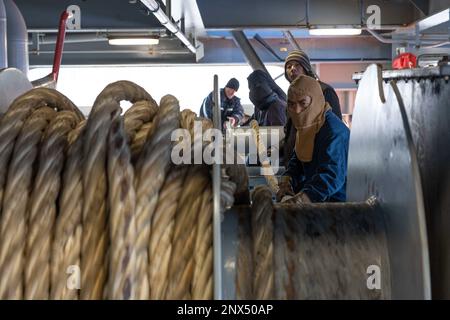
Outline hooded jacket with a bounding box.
[247,70,287,126]
[283,75,349,202]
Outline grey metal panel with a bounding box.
[196,0,419,28]
[0,0,7,68]
[347,64,431,299]
[14,0,162,29]
[0,67,32,114]
[221,206,240,299]
[197,0,308,28]
[395,75,450,299]
[352,64,450,299]
[308,0,361,25]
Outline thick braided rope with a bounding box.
[124,100,158,142]
[250,120,279,194]
[134,95,180,299]
[179,110,215,300]
[80,99,120,299]
[0,107,56,299]
[24,111,80,300]
[251,185,275,300]
[148,165,188,299]
[107,112,138,300]
[81,81,153,300]
[180,109,197,138]
[50,120,86,300]
[192,182,214,300]
[165,166,210,300]
[124,100,158,163]
[93,80,155,108]
[0,89,83,217]
[272,203,293,300]
[130,122,154,163]
[236,209,254,300]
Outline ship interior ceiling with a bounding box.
[6,0,446,115]
[1,0,450,301]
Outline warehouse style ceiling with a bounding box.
[11,0,450,65]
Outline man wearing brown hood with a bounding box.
[277,75,349,203]
[284,49,343,164]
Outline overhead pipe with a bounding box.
[139,0,196,54]
[367,28,450,47]
[4,0,28,75]
[32,33,108,45]
[422,41,450,49]
[0,0,7,68]
[231,30,268,73]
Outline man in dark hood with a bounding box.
[284,49,343,163]
[247,70,286,127]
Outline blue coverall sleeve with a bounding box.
[301,133,348,202]
[283,150,304,191]
[200,92,214,119]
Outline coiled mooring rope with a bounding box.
[0,88,83,300]
[51,120,86,300]
[25,111,80,299]
[0,81,235,300]
[0,80,388,301]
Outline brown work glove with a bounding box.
[276,176,295,202]
[283,191,312,205]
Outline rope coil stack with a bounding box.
[0,81,235,300]
[0,80,390,300]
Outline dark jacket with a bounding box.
[247,70,287,126]
[284,81,342,163]
[200,89,244,127]
[283,110,350,202]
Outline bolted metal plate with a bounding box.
[0,68,32,114]
[347,64,431,299]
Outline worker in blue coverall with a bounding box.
[200,78,244,130]
[276,75,350,204]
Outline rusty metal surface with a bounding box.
[347,64,431,299]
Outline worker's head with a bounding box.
[225,78,239,99]
[287,75,326,125]
[288,75,330,162]
[284,49,317,83]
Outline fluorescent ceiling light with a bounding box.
[309,28,362,36]
[108,37,159,46]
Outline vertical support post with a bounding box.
[213,75,222,300]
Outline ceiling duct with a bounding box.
[139,0,197,54]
